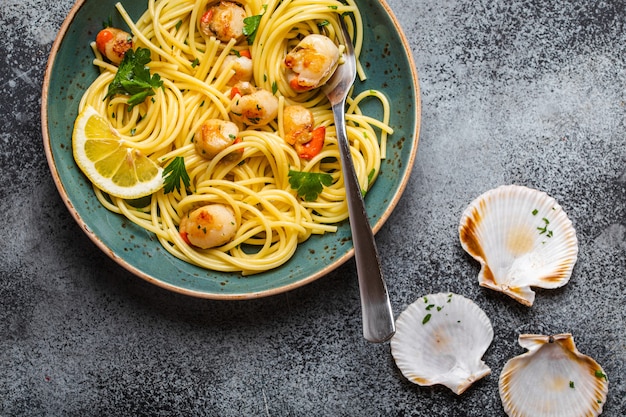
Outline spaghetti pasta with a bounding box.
[77,0,393,274]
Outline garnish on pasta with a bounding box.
[73,0,393,274]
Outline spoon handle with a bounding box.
[331,100,395,343]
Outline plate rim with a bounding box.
[41,0,421,300]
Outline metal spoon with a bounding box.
[322,16,395,343]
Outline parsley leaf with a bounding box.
[288,170,333,201]
[243,15,262,44]
[105,47,163,110]
[163,156,190,194]
[242,5,267,45]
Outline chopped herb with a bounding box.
[232,49,241,57]
[200,100,205,107]
[569,381,575,389]
[175,20,183,31]
[105,47,163,110]
[367,168,376,185]
[532,208,539,216]
[191,58,200,68]
[425,304,435,311]
[595,370,607,381]
[437,306,443,311]
[537,217,553,237]
[130,128,136,136]
[163,156,191,194]
[328,5,338,9]
[318,20,330,28]
[272,81,278,95]
[423,296,428,303]
[422,314,432,325]
[103,16,113,29]
[288,170,333,201]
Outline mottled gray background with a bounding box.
[1,0,625,415]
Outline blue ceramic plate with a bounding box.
[42,0,420,299]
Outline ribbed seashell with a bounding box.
[459,185,578,306]
[390,293,494,395]
[499,333,609,417]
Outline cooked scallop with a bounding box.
[284,34,340,91]
[179,204,238,249]
[195,119,240,159]
[230,81,279,127]
[199,1,247,42]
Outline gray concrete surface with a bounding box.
[1,0,625,415]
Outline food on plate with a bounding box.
[194,119,241,160]
[229,81,279,127]
[72,106,164,199]
[199,1,247,42]
[72,0,393,274]
[95,27,133,64]
[282,105,326,160]
[459,185,578,306]
[284,34,340,91]
[218,53,253,85]
[179,204,238,249]
[499,333,609,417]
[390,293,494,395]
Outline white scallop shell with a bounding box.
[459,185,579,306]
[390,293,494,395]
[499,333,609,417]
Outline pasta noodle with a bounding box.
[78,0,393,274]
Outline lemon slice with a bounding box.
[72,106,164,199]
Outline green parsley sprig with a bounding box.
[242,5,267,45]
[105,47,163,110]
[288,170,333,201]
[163,156,191,194]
